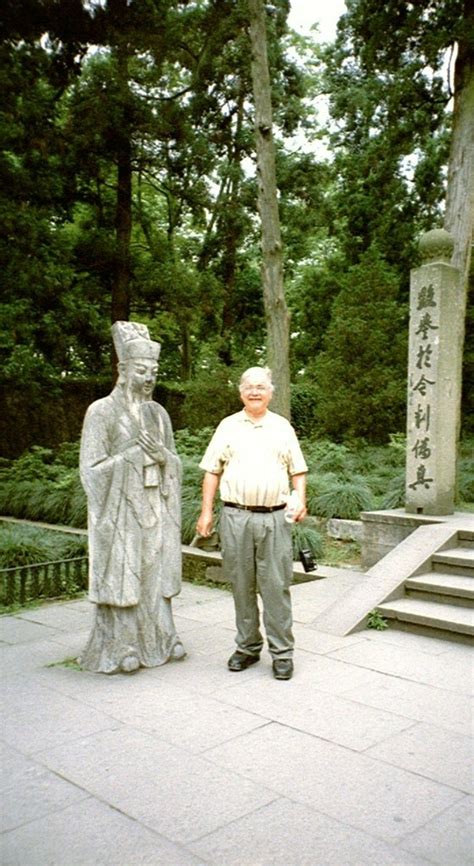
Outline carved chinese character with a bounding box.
[415,313,438,340]
[414,403,431,431]
[412,437,431,459]
[417,284,437,310]
[416,343,433,369]
[412,374,435,396]
[408,464,434,490]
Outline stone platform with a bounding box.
[361,508,474,568]
[1,575,472,865]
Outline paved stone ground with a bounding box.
[1,574,472,866]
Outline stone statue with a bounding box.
[78,321,185,673]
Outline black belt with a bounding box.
[223,502,286,513]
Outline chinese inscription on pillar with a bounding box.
[405,229,463,515]
[407,282,437,494]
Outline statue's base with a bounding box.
[360,508,474,569]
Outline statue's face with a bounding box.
[125,358,158,398]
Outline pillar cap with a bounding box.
[419,228,454,264]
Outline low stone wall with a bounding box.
[181,545,322,586]
[326,518,363,542]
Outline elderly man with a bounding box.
[79,321,185,674]
[196,366,307,680]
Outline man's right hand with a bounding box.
[196,510,213,538]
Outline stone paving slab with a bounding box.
[0,617,61,645]
[365,722,473,793]
[32,671,269,754]
[1,753,89,833]
[342,677,474,737]
[327,639,473,694]
[396,795,474,866]
[0,638,78,680]
[171,595,235,626]
[361,626,471,656]
[1,797,207,866]
[188,797,434,866]
[15,602,92,631]
[211,667,417,752]
[1,579,473,865]
[174,621,236,656]
[1,678,119,755]
[35,726,277,844]
[292,622,368,655]
[203,722,464,843]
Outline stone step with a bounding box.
[458,530,474,545]
[406,571,474,600]
[432,547,474,572]
[378,598,474,636]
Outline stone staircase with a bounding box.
[377,530,474,640]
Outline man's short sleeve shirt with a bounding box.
[199,410,308,507]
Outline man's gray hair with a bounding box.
[239,366,274,393]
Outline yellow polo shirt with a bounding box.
[199,409,308,507]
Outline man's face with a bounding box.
[240,373,272,415]
[125,359,158,398]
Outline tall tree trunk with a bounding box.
[444,1,474,288]
[443,0,474,447]
[111,18,132,327]
[219,84,245,367]
[248,0,290,418]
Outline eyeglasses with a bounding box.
[241,384,269,393]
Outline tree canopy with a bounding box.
[1,0,471,442]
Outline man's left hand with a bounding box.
[294,505,307,522]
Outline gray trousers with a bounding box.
[219,507,294,659]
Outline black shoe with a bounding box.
[228,651,260,672]
[272,659,294,680]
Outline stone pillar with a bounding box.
[405,229,463,515]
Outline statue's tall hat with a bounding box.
[112,321,161,362]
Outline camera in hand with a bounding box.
[299,547,317,573]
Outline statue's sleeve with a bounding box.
[79,398,143,606]
[79,400,141,516]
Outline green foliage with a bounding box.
[458,458,474,503]
[367,609,389,631]
[311,246,408,443]
[310,477,376,520]
[174,427,215,459]
[175,370,241,432]
[0,445,87,527]
[290,382,319,439]
[1,433,472,542]
[47,657,83,671]
[380,472,406,509]
[291,521,324,561]
[180,456,207,545]
[0,523,87,569]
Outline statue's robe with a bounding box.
[79,386,182,671]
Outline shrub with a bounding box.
[175,427,214,459]
[380,471,406,509]
[458,458,474,502]
[290,382,319,438]
[0,524,87,568]
[180,456,209,544]
[291,521,324,561]
[310,476,376,519]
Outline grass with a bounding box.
[321,536,361,567]
[46,656,83,671]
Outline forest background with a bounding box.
[1,0,473,459]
